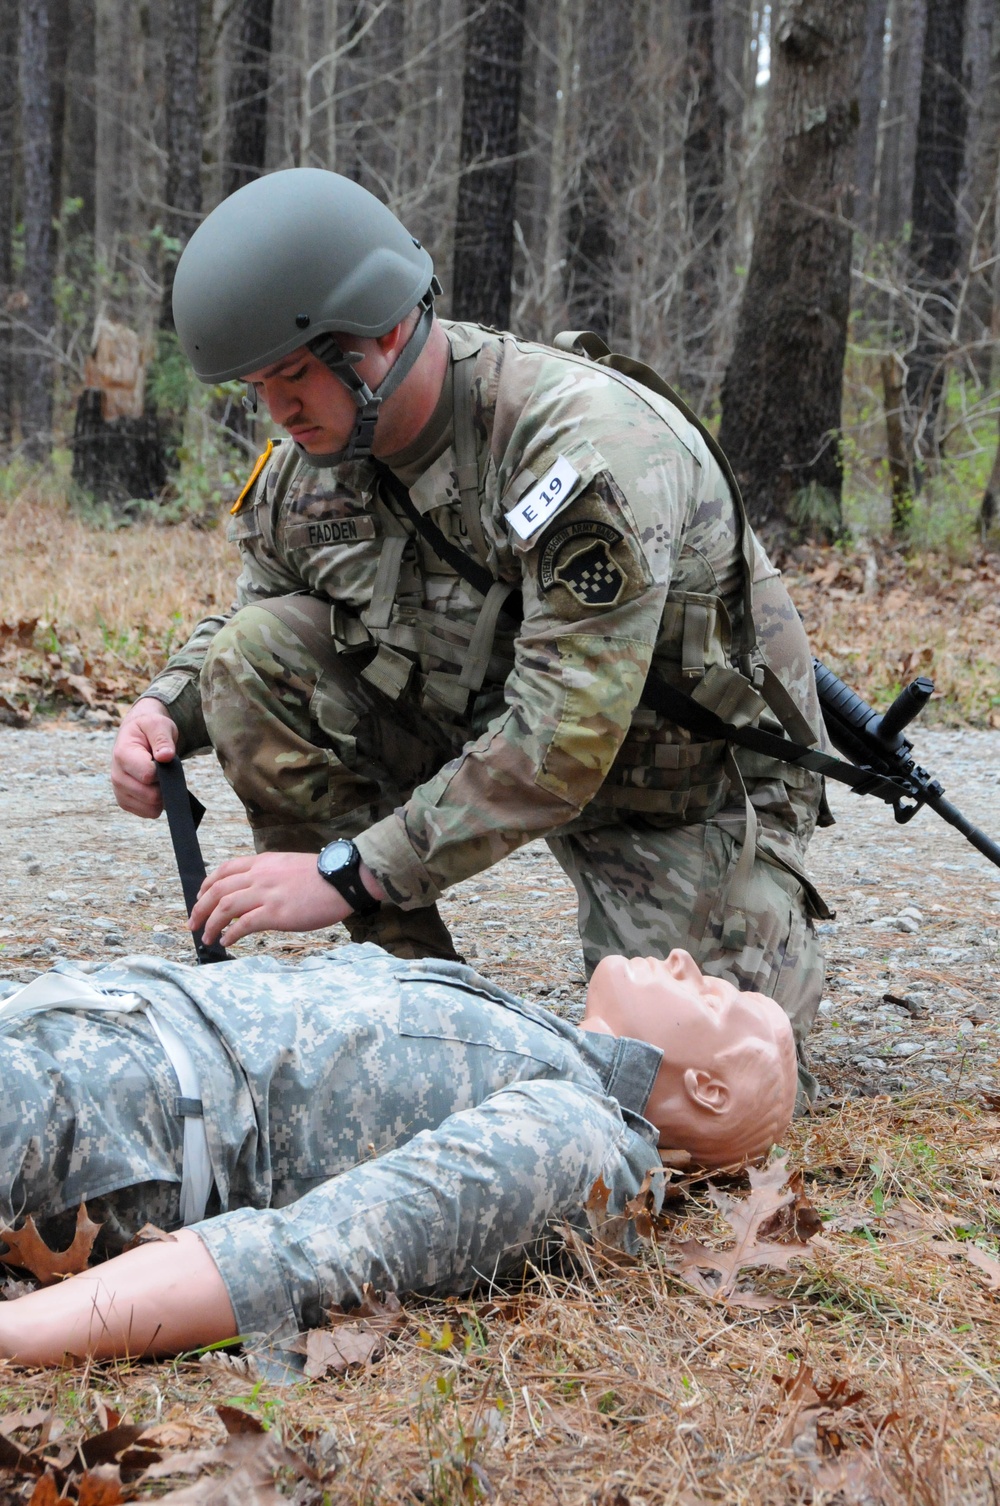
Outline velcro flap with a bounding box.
[360,644,414,699]
[690,663,767,728]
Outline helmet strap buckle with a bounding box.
[305,298,436,466]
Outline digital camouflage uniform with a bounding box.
[142,323,829,1075]
[0,946,663,1341]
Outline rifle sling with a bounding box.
[642,669,910,804]
[374,462,523,624]
[372,464,907,805]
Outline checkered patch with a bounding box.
[539,521,626,608]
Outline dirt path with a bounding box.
[1,723,998,1104]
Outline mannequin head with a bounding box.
[581,951,796,1168]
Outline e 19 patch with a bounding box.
[539,521,626,608]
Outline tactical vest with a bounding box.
[241,326,811,838]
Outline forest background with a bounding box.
[1,0,1000,726]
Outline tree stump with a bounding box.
[71,389,166,508]
[71,319,165,509]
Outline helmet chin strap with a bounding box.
[300,283,440,468]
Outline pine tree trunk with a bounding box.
[875,0,927,240]
[451,0,527,327]
[564,0,634,343]
[224,0,273,196]
[681,0,727,397]
[160,0,202,330]
[717,0,869,545]
[0,0,18,450]
[905,0,969,460]
[63,0,96,236]
[19,0,56,461]
[48,0,69,223]
[852,0,888,233]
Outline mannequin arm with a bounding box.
[0,1230,236,1364]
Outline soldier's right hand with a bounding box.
[110,699,180,818]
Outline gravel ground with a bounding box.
[1,721,999,1105]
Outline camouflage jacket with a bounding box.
[145,323,823,907]
[0,948,663,1335]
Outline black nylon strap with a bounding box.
[155,759,229,965]
[374,462,523,623]
[371,463,901,803]
[641,668,911,803]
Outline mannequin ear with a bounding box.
[683,1067,730,1115]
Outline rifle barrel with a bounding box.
[926,791,1000,871]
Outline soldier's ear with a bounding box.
[683,1068,729,1115]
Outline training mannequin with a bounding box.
[0,944,794,1365]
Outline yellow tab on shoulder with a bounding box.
[231,439,274,515]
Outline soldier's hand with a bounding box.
[192,851,384,945]
[110,700,180,818]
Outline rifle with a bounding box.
[813,660,1000,870]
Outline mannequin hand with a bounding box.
[110,699,179,817]
[191,851,385,945]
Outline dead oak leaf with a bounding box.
[669,1155,818,1305]
[296,1327,382,1379]
[76,1466,124,1506]
[0,1203,102,1285]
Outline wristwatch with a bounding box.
[317,839,381,916]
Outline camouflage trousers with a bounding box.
[200,599,824,1076]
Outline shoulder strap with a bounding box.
[451,352,490,565]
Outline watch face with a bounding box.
[318,839,354,876]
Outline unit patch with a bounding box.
[539,521,627,608]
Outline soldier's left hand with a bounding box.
[191,852,377,945]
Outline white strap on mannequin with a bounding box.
[0,973,213,1225]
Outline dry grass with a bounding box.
[2,489,1000,727]
[3,1096,1000,1503]
[780,543,1000,729]
[0,482,234,715]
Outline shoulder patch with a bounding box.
[539,521,626,608]
[231,438,275,516]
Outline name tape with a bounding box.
[504,455,581,541]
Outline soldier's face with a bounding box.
[243,344,380,453]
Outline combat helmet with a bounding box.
[171,168,440,463]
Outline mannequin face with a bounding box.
[582,951,797,1167]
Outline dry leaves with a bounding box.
[669,1155,821,1307]
[881,1201,1000,1292]
[772,1361,905,1505]
[0,1204,101,1285]
[285,1286,406,1379]
[139,1405,318,1506]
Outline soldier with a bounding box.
[110,168,829,1091]
[0,943,796,1362]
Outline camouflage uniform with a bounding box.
[0,946,663,1341]
[142,323,829,1066]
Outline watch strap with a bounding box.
[318,841,381,916]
